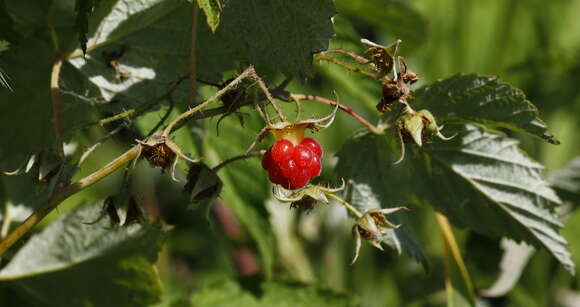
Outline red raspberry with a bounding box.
[308,154,321,177]
[279,159,298,178]
[261,148,275,170]
[292,144,314,168]
[262,137,323,190]
[267,164,285,185]
[300,138,323,157]
[289,168,311,189]
[271,139,294,163]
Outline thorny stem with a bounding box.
[435,213,476,301]
[325,49,370,64]
[289,94,384,134]
[77,124,126,166]
[250,72,287,122]
[163,66,254,135]
[93,75,189,127]
[315,54,381,80]
[50,59,64,159]
[327,193,363,218]
[146,97,175,137]
[213,151,262,172]
[0,147,141,256]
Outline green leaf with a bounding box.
[0,204,168,307]
[549,157,580,206]
[0,38,54,170]
[190,277,357,307]
[334,0,427,52]
[203,115,275,277]
[74,0,100,55]
[217,0,336,76]
[66,0,193,110]
[335,131,429,269]
[424,124,573,274]
[413,73,559,144]
[197,0,222,32]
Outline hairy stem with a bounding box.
[0,147,141,256]
[290,94,384,134]
[435,213,476,301]
[163,66,254,135]
[315,54,380,80]
[213,151,262,172]
[327,193,363,218]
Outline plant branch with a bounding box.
[163,66,255,135]
[50,59,65,158]
[289,94,384,134]
[314,54,380,80]
[0,146,141,256]
[213,151,262,172]
[327,193,363,218]
[249,71,287,122]
[435,213,476,301]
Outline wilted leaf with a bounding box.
[424,124,573,274]
[335,131,429,269]
[0,204,168,307]
[413,73,559,144]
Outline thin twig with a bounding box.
[435,213,476,301]
[0,146,141,256]
[289,94,384,134]
[250,71,287,122]
[77,124,126,166]
[146,97,175,137]
[213,151,262,172]
[163,66,255,135]
[327,193,363,218]
[314,54,380,80]
[1,203,11,239]
[82,75,189,128]
[324,49,370,64]
[50,59,64,158]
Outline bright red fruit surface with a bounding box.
[300,138,323,157]
[271,139,294,162]
[261,137,323,189]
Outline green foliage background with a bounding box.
[1,0,580,306]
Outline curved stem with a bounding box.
[163,66,254,135]
[290,94,384,134]
[327,193,363,218]
[213,151,262,172]
[50,59,64,158]
[314,54,380,80]
[0,147,140,256]
[435,213,476,301]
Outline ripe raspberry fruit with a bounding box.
[301,137,323,157]
[293,144,314,168]
[271,139,294,163]
[261,137,323,189]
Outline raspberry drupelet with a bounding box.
[262,137,323,189]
